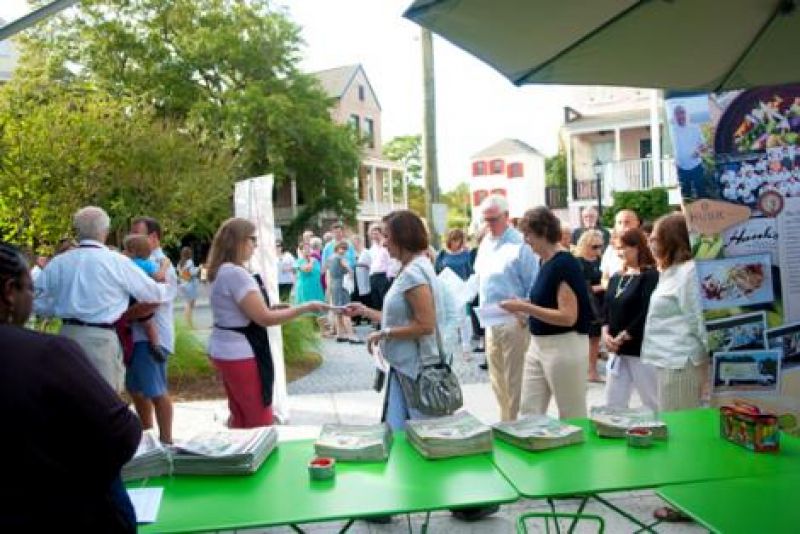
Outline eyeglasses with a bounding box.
[248,236,258,245]
[591,245,604,250]
[484,215,502,224]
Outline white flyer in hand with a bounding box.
[372,344,390,373]
[474,304,517,328]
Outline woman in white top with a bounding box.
[206,218,326,428]
[641,213,708,412]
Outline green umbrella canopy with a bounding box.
[404,0,800,91]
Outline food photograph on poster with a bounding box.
[712,349,782,393]
[767,322,800,370]
[707,311,768,353]
[696,253,774,311]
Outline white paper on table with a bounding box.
[127,487,164,524]
[474,304,517,328]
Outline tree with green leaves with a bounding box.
[383,134,426,217]
[441,182,471,231]
[0,65,233,250]
[11,0,361,246]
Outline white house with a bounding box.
[468,138,546,223]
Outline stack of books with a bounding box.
[171,426,279,475]
[314,423,393,461]
[406,412,493,459]
[493,415,584,451]
[122,431,172,481]
[590,407,668,439]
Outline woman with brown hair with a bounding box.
[206,218,326,428]
[641,213,708,412]
[574,229,606,382]
[500,207,593,419]
[603,228,660,410]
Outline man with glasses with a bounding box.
[474,195,538,422]
[600,209,641,282]
[571,206,610,248]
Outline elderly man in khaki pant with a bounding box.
[474,195,539,421]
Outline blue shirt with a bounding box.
[434,249,473,280]
[132,257,158,277]
[474,227,538,305]
[321,240,356,270]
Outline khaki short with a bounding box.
[60,324,125,393]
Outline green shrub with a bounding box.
[601,188,672,227]
[169,319,214,382]
[282,316,321,364]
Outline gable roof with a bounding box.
[471,138,544,159]
[311,64,382,111]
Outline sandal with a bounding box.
[653,506,691,523]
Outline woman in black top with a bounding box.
[574,229,606,382]
[500,207,593,419]
[603,228,659,411]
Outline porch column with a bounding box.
[614,127,622,161]
[371,165,378,212]
[290,178,298,217]
[650,89,663,186]
[566,133,573,203]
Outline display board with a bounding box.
[234,175,290,423]
[665,85,800,435]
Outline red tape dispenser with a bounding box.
[720,400,780,452]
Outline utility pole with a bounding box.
[421,28,441,249]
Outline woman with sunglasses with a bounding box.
[206,218,327,428]
[574,229,606,383]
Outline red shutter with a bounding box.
[507,162,524,178]
[490,159,505,174]
[473,189,489,206]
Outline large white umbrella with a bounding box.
[404,0,800,91]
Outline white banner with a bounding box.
[233,175,289,423]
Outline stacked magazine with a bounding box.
[171,426,278,475]
[590,407,668,439]
[122,431,172,481]
[314,423,393,461]
[493,415,585,451]
[406,412,493,459]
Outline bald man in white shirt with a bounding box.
[34,206,166,392]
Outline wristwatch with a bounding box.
[381,327,392,339]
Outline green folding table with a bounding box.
[129,433,518,533]
[658,473,800,533]
[492,409,800,532]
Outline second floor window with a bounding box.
[358,84,365,101]
[490,159,505,174]
[364,118,375,148]
[348,114,360,138]
[472,161,487,176]
[507,162,524,178]
[473,189,488,207]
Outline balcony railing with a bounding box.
[573,157,678,202]
[545,186,567,209]
[274,198,406,223]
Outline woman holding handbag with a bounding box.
[344,210,457,430]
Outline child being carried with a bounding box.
[123,234,170,362]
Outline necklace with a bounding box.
[615,274,635,298]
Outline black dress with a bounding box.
[578,257,604,337]
[605,268,660,357]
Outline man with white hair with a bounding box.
[571,206,609,249]
[34,206,166,393]
[473,194,538,421]
[673,104,708,199]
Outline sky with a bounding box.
[1,0,572,191]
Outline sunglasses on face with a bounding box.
[248,236,258,245]
[591,245,603,250]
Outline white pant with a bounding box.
[604,355,658,412]
[520,331,588,419]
